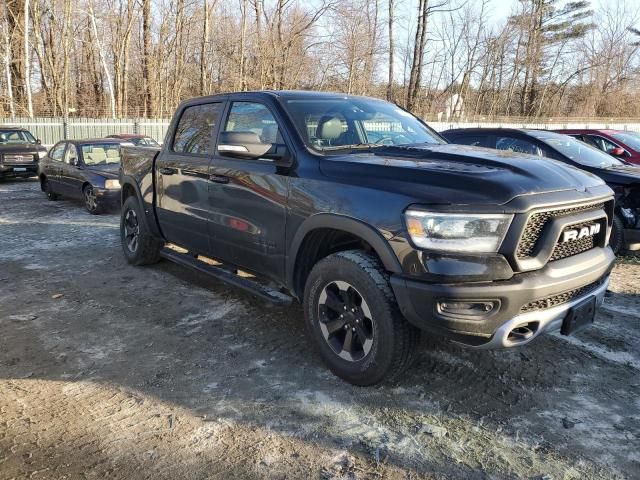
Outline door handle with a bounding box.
[209,174,229,184]
[159,167,177,175]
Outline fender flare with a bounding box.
[286,213,403,290]
[120,175,162,238]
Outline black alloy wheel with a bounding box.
[318,280,374,362]
[123,208,140,253]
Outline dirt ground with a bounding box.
[0,179,638,480]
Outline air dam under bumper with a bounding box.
[390,247,615,348]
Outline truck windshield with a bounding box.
[284,98,444,152]
[530,130,625,169]
[0,129,36,144]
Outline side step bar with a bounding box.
[159,248,293,306]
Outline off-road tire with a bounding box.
[610,214,624,255]
[120,196,163,266]
[304,250,420,386]
[43,178,59,201]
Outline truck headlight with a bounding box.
[104,179,121,189]
[404,210,513,253]
[37,151,47,159]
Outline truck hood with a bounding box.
[319,144,605,206]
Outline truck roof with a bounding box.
[182,89,386,104]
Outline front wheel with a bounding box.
[83,184,103,215]
[304,250,420,386]
[120,196,163,265]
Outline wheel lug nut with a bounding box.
[352,327,356,332]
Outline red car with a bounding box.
[554,129,640,165]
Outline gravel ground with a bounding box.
[1,179,639,480]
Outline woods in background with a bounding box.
[1,0,639,119]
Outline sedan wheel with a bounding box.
[83,185,100,214]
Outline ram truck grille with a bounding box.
[2,154,36,164]
[517,202,605,260]
[520,278,605,313]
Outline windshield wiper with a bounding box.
[320,143,384,152]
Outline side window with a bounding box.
[588,135,626,155]
[49,143,66,161]
[173,102,222,155]
[223,102,282,144]
[452,135,485,147]
[64,144,78,165]
[496,136,541,156]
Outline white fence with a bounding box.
[1,117,640,146]
[0,118,170,146]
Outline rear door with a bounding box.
[155,101,224,254]
[207,100,290,281]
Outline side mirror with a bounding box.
[609,146,626,157]
[218,131,271,160]
[35,138,41,145]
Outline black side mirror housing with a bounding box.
[217,131,293,166]
[35,139,41,145]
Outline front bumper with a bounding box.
[0,164,38,178]
[94,188,121,207]
[391,247,615,348]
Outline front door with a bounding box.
[208,100,289,282]
[59,143,83,197]
[155,101,223,254]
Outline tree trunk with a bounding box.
[406,0,429,113]
[23,0,33,117]
[89,3,116,118]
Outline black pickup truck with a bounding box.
[119,91,615,385]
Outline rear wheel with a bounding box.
[83,184,102,214]
[303,250,419,386]
[120,196,163,265]
[43,178,59,201]
[610,214,624,255]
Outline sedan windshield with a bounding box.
[81,143,121,166]
[0,129,36,144]
[284,97,444,152]
[612,132,640,152]
[530,130,625,168]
